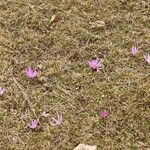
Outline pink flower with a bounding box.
[100,111,109,118]
[88,59,102,71]
[0,87,6,96]
[144,54,150,64]
[28,119,38,129]
[131,47,138,56]
[50,114,63,126]
[25,67,37,79]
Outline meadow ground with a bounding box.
[0,0,150,149]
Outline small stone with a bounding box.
[73,144,97,150]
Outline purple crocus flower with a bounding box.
[144,54,150,64]
[131,47,138,56]
[88,59,102,71]
[28,119,38,129]
[100,111,109,118]
[25,67,37,79]
[0,87,6,96]
[50,114,63,126]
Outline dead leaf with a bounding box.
[89,20,105,28]
[73,144,97,150]
[50,14,60,23]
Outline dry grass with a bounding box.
[0,0,150,149]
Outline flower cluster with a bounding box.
[1,46,149,131]
[131,46,150,64]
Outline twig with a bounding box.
[83,38,90,51]
[120,104,139,126]
[12,75,41,125]
[120,94,150,126]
